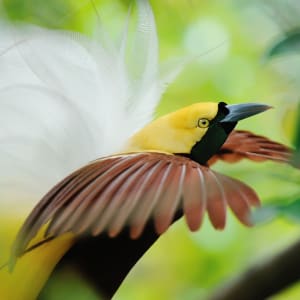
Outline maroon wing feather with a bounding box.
[14,152,260,258]
[208,130,292,165]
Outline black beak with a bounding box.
[220,103,272,123]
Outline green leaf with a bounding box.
[264,29,300,60]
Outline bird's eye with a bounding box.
[197,118,210,128]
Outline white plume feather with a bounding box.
[0,0,183,211]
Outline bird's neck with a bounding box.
[189,121,237,165]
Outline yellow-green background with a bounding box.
[1,0,300,299]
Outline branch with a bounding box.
[208,238,300,300]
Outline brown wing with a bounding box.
[208,130,292,165]
[14,152,259,257]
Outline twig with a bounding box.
[208,238,300,300]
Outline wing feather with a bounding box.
[217,175,255,226]
[206,170,227,230]
[183,167,207,231]
[153,164,186,235]
[13,152,260,258]
[50,157,145,236]
[108,160,162,238]
[209,130,293,165]
[54,155,143,236]
[44,157,128,236]
[129,161,172,239]
[90,160,148,236]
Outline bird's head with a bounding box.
[127,102,270,164]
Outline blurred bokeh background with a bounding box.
[1,0,300,299]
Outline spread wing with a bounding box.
[208,130,292,165]
[14,152,259,258]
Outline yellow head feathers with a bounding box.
[126,102,219,154]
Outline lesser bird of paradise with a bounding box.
[0,1,295,299]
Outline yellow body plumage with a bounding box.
[0,234,73,300]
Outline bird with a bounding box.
[0,1,295,300]
[1,102,294,300]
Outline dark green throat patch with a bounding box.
[189,102,236,165]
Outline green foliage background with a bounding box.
[1,0,300,299]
